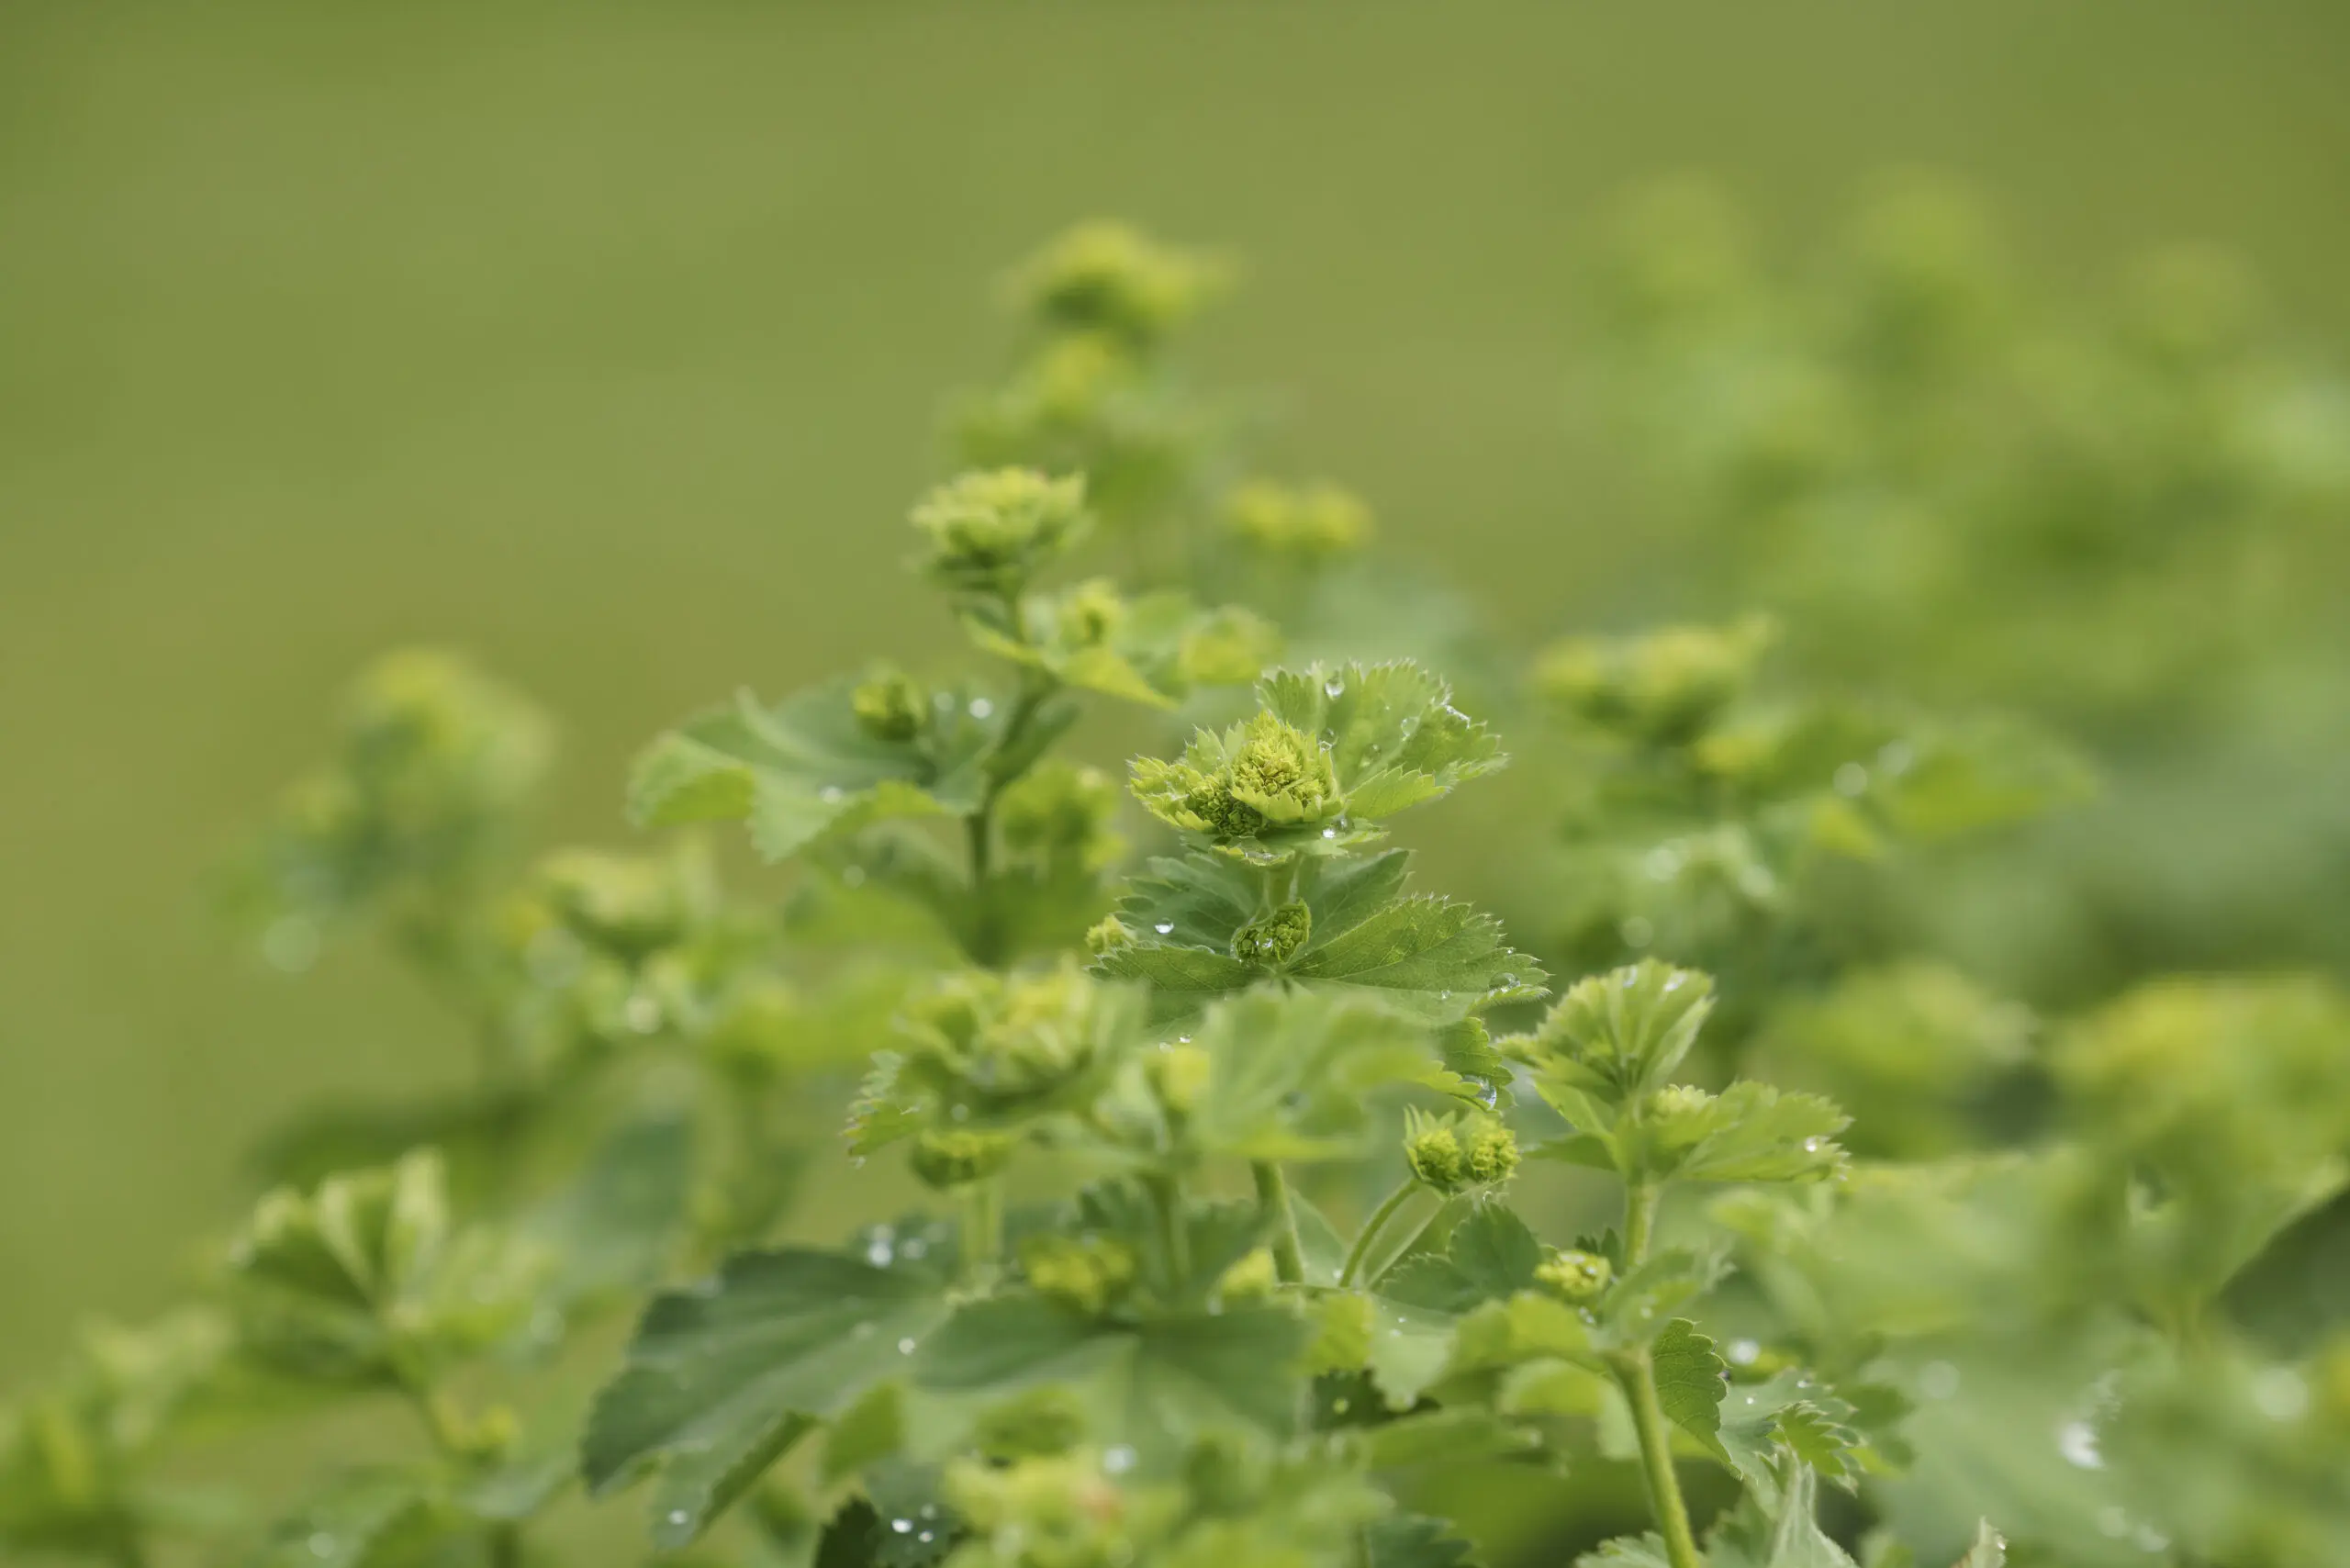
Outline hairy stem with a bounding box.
[1617,1349,1705,1568]
[1337,1178,1419,1288]
[1624,1177,1662,1267]
[1251,1160,1306,1284]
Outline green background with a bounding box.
[5,0,2348,1389]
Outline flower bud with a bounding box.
[1535,1248,1614,1302]
[1230,902,1311,966]
[1020,1235,1138,1317]
[1058,579,1126,647]
[1464,1123,1520,1186]
[1648,1084,1716,1122]
[911,1128,1015,1190]
[851,667,928,743]
[1224,481,1373,557]
[1404,1124,1465,1192]
[1085,915,1134,958]
[911,468,1090,599]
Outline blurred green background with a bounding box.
[6,0,2350,1391]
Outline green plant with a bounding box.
[6,219,2350,1568]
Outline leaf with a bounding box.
[1178,990,1437,1163]
[1669,1084,1850,1183]
[1258,662,1507,818]
[1365,1512,1483,1568]
[628,679,1002,862]
[1649,1319,1729,1460]
[1353,1407,1542,1470]
[1574,1536,1673,1568]
[1292,1193,1350,1287]
[521,1115,693,1308]
[251,1470,436,1568]
[912,1294,1306,1461]
[1097,849,1543,1027]
[1602,1249,1731,1344]
[581,1247,954,1546]
[1522,961,1714,1105]
[1380,1204,1546,1314]
[1952,1520,2006,1567]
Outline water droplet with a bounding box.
[918,1530,935,1544]
[1803,1137,1820,1153]
[921,1506,938,1519]
[1324,678,1346,699]
[1321,826,1337,838]
[1919,1361,1961,1399]
[898,1337,917,1354]
[1834,762,1868,797]
[1877,740,1915,776]
[866,1239,894,1266]
[666,1511,691,1529]
[1154,922,1175,935]
[2056,1418,2104,1470]
[1102,1444,1137,1474]
[968,698,995,719]
[1727,1338,1760,1365]
[840,865,867,888]
[1621,916,1655,948]
[308,1534,339,1560]
[892,1518,914,1534]
[820,785,845,803]
[902,1237,929,1260]
[1644,847,1683,883]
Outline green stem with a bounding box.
[1146,1172,1191,1282]
[1251,1161,1305,1284]
[1617,1350,1706,1568]
[1338,1179,1419,1288]
[1624,1177,1662,1267]
[962,1178,1004,1282]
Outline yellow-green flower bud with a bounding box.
[1002,762,1122,874]
[1020,1235,1138,1317]
[1085,915,1134,958]
[1215,1248,1279,1304]
[1230,902,1311,966]
[1224,481,1373,557]
[1535,1248,1614,1302]
[1228,712,1336,818]
[851,666,929,743]
[970,1386,1090,1461]
[911,1128,1015,1190]
[1465,1122,1520,1186]
[1648,1084,1716,1123]
[1147,1043,1213,1117]
[1175,606,1281,689]
[1058,579,1126,647]
[1013,220,1224,347]
[1404,1124,1465,1192]
[911,468,1091,598]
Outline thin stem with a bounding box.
[1146,1172,1191,1282]
[1251,1161,1305,1285]
[1617,1350,1706,1568]
[961,1178,1004,1283]
[1624,1177,1662,1267]
[1338,1178,1419,1288]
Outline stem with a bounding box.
[1146,1173,1191,1282]
[1624,1177,1662,1267]
[1251,1161,1305,1284]
[965,810,992,885]
[1617,1350,1706,1568]
[962,1178,1004,1283]
[1338,1179,1419,1288]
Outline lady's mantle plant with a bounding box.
[4,220,2349,1568]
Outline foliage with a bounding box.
[8,216,2349,1568]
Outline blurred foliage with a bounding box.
[6,190,2349,1568]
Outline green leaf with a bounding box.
[1177,990,1437,1163]
[521,1115,693,1309]
[1352,1408,1541,1471]
[1380,1204,1546,1314]
[1520,961,1714,1106]
[1648,1318,1729,1460]
[1573,1536,1673,1568]
[1364,1513,1483,1568]
[1667,1084,1850,1183]
[912,1294,1306,1461]
[1258,662,1507,818]
[251,1470,436,1568]
[1952,1520,2006,1567]
[628,679,1001,862]
[1097,849,1543,1026]
[966,588,1274,709]
[581,1247,954,1546]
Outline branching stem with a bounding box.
[1337,1178,1419,1287]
